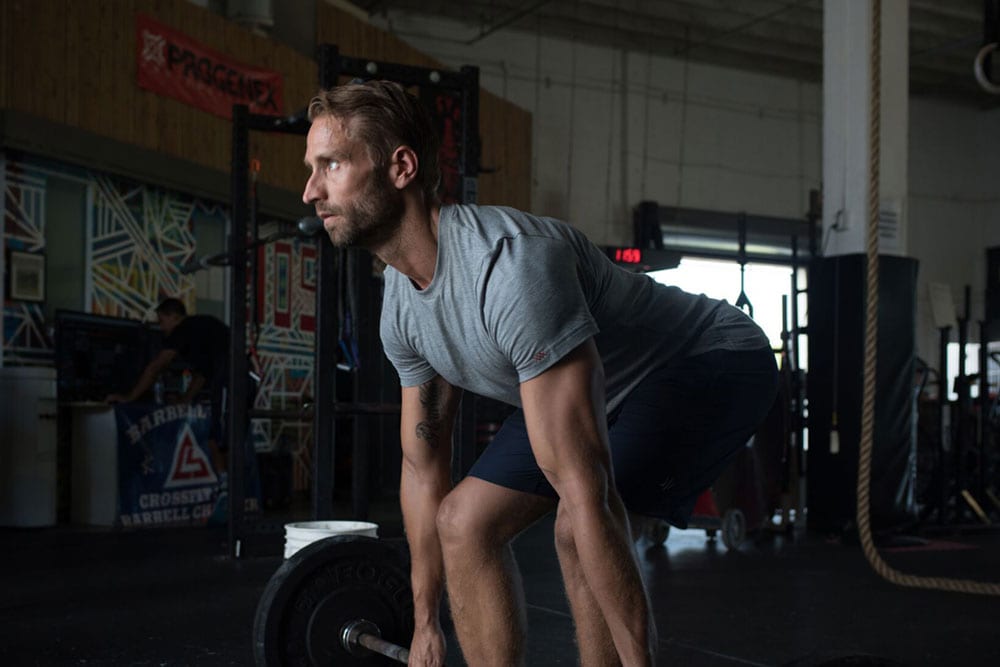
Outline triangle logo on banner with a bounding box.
[164,423,219,488]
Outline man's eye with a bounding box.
[326,160,340,171]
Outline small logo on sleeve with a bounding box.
[532,350,549,363]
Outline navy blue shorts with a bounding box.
[467,347,779,528]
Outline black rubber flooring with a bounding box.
[1,510,998,666]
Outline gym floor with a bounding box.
[1,506,998,666]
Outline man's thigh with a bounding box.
[467,409,558,500]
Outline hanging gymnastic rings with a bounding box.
[973,42,1000,95]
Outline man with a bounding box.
[107,298,230,474]
[302,81,778,666]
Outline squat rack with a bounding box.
[226,45,481,558]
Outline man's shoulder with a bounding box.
[184,313,224,325]
[445,203,550,227]
[179,314,229,335]
[444,204,577,249]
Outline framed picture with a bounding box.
[8,250,45,302]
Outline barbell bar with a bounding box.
[340,619,411,663]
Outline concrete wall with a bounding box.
[372,12,821,246]
[909,99,1000,360]
[372,11,1000,363]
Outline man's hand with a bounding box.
[408,621,447,666]
[112,349,178,406]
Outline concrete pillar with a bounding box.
[822,0,908,257]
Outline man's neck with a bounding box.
[374,202,442,291]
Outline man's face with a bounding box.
[301,116,405,248]
[157,312,182,336]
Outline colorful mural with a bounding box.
[2,152,319,489]
[253,236,317,490]
[88,174,205,320]
[2,157,53,365]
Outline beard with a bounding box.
[320,168,405,249]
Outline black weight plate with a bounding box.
[254,535,414,666]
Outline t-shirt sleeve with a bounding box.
[483,235,599,383]
[379,288,438,388]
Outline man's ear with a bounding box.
[389,145,419,190]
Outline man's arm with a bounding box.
[519,338,652,665]
[399,376,462,655]
[106,349,178,403]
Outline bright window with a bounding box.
[945,342,1000,401]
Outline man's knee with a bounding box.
[436,487,492,549]
[437,479,554,554]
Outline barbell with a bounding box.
[253,535,905,666]
[253,535,417,666]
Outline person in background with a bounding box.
[106,297,230,475]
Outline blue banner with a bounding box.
[115,403,221,527]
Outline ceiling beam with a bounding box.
[361,0,991,104]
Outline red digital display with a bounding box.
[614,248,643,264]
[603,245,679,272]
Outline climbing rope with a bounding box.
[855,0,1000,596]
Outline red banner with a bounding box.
[136,14,283,119]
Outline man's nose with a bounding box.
[302,172,321,205]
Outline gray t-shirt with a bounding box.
[380,204,768,412]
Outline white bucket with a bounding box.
[283,520,379,559]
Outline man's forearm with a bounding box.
[560,480,652,664]
[123,350,176,401]
[400,464,451,628]
[398,377,461,634]
[518,340,653,663]
[127,364,161,401]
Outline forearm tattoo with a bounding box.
[415,381,444,447]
